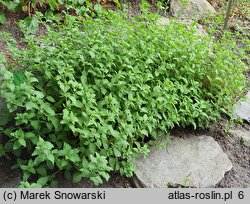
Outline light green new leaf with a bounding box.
[49,0,58,10]
[18,137,26,147]
[0,11,7,24]
[37,176,49,186]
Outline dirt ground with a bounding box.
[0,3,249,188]
[214,124,250,187]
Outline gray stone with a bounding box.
[133,135,232,188]
[231,128,250,147]
[170,0,216,20]
[233,92,250,122]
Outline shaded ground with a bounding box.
[0,9,25,41]
[0,156,21,188]
[56,172,134,188]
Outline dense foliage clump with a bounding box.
[0,0,119,24]
[0,12,247,187]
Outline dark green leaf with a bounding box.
[13,72,26,86]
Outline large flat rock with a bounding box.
[233,92,250,122]
[133,135,232,188]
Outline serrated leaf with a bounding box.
[18,137,26,147]
[78,0,85,4]
[49,0,58,10]
[99,171,110,182]
[37,177,49,186]
[25,132,38,144]
[30,183,43,188]
[63,142,71,151]
[0,11,7,24]
[13,71,26,86]
[110,128,119,138]
[140,129,148,136]
[46,96,55,102]
[30,120,40,129]
[88,143,96,154]
[23,172,31,182]
[94,4,102,13]
[22,16,40,34]
[37,166,47,176]
[75,100,83,108]
[25,101,36,110]
[43,104,55,116]
[90,175,103,185]
[33,155,46,164]
[80,168,90,177]
[47,154,54,164]
[89,154,97,163]
[108,157,116,169]
[0,1,18,10]
[113,148,121,157]
[73,172,82,183]
[13,140,21,150]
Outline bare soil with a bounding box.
[214,124,250,187]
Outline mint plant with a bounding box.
[0,11,247,187]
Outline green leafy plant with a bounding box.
[183,172,192,188]
[0,0,109,24]
[0,0,20,24]
[0,0,57,24]
[0,11,248,187]
[200,0,249,68]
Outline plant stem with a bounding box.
[223,0,234,30]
